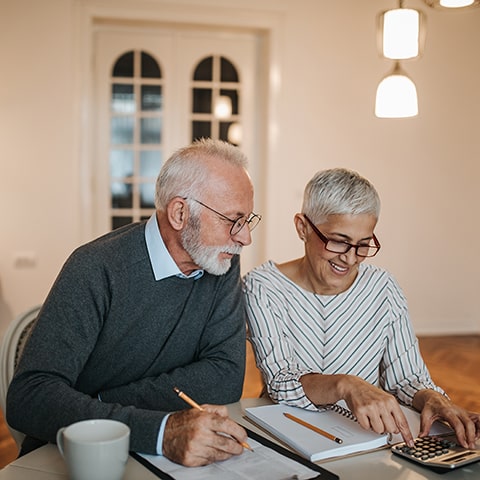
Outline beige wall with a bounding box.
[1,0,479,335]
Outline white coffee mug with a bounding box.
[56,419,130,480]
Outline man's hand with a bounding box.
[162,405,249,467]
[413,390,480,449]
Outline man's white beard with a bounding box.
[181,217,242,275]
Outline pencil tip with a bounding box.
[173,386,180,394]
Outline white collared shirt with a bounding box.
[145,213,204,281]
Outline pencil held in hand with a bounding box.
[173,387,253,452]
[173,387,204,410]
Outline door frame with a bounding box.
[74,0,286,271]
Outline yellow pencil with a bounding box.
[174,386,204,410]
[173,387,253,452]
[283,412,343,444]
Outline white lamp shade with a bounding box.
[375,69,418,118]
[423,0,479,7]
[382,9,420,59]
[440,0,474,7]
[214,96,232,119]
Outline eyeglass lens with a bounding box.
[231,214,261,235]
[325,241,378,257]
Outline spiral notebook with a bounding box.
[245,400,453,462]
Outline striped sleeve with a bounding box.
[380,276,446,405]
[243,265,317,409]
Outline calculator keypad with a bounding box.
[392,435,480,471]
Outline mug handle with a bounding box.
[56,427,66,457]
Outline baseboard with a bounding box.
[415,328,480,336]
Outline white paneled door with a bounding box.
[94,24,263,273]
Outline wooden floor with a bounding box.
[0,335,478,469]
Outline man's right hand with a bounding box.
[162,405,248,466]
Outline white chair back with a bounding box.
[0,305,41,447]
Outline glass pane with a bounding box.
[110,150,134,178]
[111,84,135,113]
[112,51,134,77]
[112,216,133,230]
[192,88,212,114]
[111,182,133,208]
[111,117,134,144]
[140,183,155,208]
[141,52,161,78]
[192,121,211,142]
[220,57,239,82]
[193,57,213,81]
[219,122,232,143]
[140,150,162,177]
[220,89,239,115]
[140,117,161,144]
[141,85,162,111]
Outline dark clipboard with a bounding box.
[130,427,339,480]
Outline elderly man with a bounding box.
[7,138,261,466]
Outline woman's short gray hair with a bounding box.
[302,168,380,222]
[154,138,248,210]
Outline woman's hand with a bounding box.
[339,376,415,447]
[301,373,415,446]
[413,389,480,449]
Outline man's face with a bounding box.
[180,212,242,275]
[180,161,255,275]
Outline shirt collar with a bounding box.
[145,213,204,281]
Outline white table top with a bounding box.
[1,398,479,479]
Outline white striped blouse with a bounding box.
[243,260,444,410]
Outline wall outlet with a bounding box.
[13,252,37,269]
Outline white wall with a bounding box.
[0,0,80,335]
[1,0,479,335]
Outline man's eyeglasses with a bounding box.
[304,215,381,258]
[187,198,262,236]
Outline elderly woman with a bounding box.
[243,168,479,449]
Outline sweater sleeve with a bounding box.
[7,245,245,454]
[6,249,166,454]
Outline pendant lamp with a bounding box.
[214,96,232,119]
[379,7,424,59]
[423,0,479,8]
[375,63,418,118]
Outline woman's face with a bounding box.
[298,213,378,295]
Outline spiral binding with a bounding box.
[324,403,358,423]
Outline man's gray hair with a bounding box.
[302,168,380,222]
[154,138,248,210]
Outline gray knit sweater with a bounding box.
[7,221,246,454]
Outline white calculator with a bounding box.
[391,434,480,472]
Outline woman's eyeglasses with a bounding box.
[303,215,380,258]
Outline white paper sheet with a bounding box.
[138,437,325,480]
